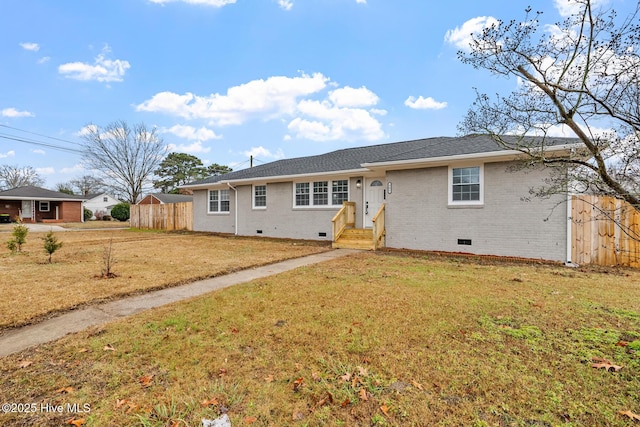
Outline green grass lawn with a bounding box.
[1,252,639,426]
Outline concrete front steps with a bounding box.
[332,228,375,250]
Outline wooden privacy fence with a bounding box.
[572,195,640,267]
[130,202,193,231]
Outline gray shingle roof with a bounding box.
[0,185,86,200]
[147,193,193,204]
[185,135,579,186]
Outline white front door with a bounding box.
[21,200,32,219]
[364,178,385,228]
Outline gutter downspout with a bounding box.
[227,182,238,235]
[566,192,574,266]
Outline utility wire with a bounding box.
[0,124,83,147]
[0,133,83,154]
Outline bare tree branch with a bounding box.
[80,120,167,203]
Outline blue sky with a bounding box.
[0,0,629,189]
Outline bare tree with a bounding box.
[0,165,44,190]
[69,175,107,196]
[80,121,167,203]
[458,1,640,211]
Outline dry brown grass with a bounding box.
[0,229,329,330]
[0,252,639,426]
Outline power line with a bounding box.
[0,124,83,147]
[0,133,83,154]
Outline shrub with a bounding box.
[42,231,63,263]
[94,210,105,221]
[6,222,28,253]
[83,208,93,221]
[103,215,112,221]
[111,202,130,221]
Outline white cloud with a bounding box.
[37,56,50,64]
[60,164,85,174]
[329,86,379,108]
[356,0,366,3]
[243,146,285,160]
[404,96,448,110]
[136,72,329,125]
[19,42,39,52]
[149,0,236,6]
[36,167,55,175]
[289,98,384,141]
[59,46,130,83]
[138,72,385,143]
[0,150,15,159]
[167,140,212,154]
[444,16,499,52]
[32,149,46,155]
[162,124,221,141]
[278,0,293,10]
[1,107,34,118]
[553,0,609,17]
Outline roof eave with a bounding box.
[361,144,579,171]
[181,168,372,189]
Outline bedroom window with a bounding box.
[332,179,349,205]
[294,179,349,207]
[254,185,266,208]
[449,165,483,205]
[208,189,230,213]
[313,181,329,205]
[295,183,310,206]
[39,201,50,212]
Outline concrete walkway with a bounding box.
[0,249,360,358]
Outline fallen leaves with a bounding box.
[201,397,219,407]
[591,357,623,372]
[103,343,116,352]
[17,360,32,368]
[138,374,154,387]
[619,410,640,421]
[66,418,85,426]
[56,386,75,394]
[292,377,304,392]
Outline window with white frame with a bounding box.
[253,185,266,208]
[313,181,328,205]
[295,183,310,206]
[332,179,349,205]
[208,189,230,213]
[39,201,50,212]
[103,196,108,202]
[294,179,349,207]
[449,166,483,205]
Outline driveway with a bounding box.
[24,223,68,232]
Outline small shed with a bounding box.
[138,193,193,205]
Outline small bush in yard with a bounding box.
[83,208,93,221]
[94,210,105,220]
[111,202,130,221]
[6,222,28,253]
[42,231,63,263]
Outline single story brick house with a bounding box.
[181,135,579,263]
[0,185,86,223]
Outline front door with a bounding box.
[21,200,32,220]
[364,178,385,228]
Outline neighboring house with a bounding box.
[181,135,580,263]
[0,185,86,223]
[138,193,193,205]
[83,193,121,219]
